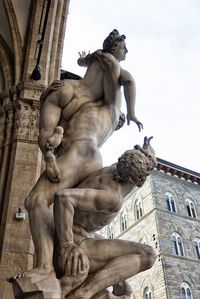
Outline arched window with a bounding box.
[194,238,200,259]
[165,192,176,213]
[186,199,197,218]
[120,211,127,232]
[107,225,114,239]
[172,233,184,256]
[143,287,152,299]
[181,282,193,299]
[135,201,143,220]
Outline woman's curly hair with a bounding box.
[103,29,126,54]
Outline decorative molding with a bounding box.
[0,34,14,88]
[16,82,46,102]
[3,0,23,82]
[152,170,200,192]
[0,108,6,147]
[182,190,197,205]
[190,228,200,240]
[177,272,196,287]
[5,108,14,145]
[140,277,154,297]
[168,223,183,235]
[13,102,39,142]
[17,82,46,93]
[0,90,10,101]
[156,159,200,185]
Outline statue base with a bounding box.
[8,276,62,299]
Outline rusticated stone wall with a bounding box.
[100,170,200,298]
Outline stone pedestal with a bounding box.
[9,276,62,299]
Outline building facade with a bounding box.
[0,1,70,297]
[100,158,200,299]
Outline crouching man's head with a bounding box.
[113,136,157,187]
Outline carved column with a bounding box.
[0,107,6,170]
[0,106,14,199]
[0,97,42,296]
[0,91,14,226]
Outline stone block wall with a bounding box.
[100,170,200,298]
[151,170,200,298]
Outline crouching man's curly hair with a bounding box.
[113,143,157,187]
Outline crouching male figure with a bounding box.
[54,137,157,299]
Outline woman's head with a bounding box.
[103,29,127,61]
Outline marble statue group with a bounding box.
[11,29,157,299]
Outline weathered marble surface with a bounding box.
[10,30,156,299]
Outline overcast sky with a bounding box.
[62,0,200,172]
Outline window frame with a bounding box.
[143,287,152,299]
[135,200,143,220]
[107,225,114,239]
[165,192,176,213]
[172,233,185,256]
[194,238,200,259]
[120,211,128,232]
[181,282,193,299]
[186,199,197,219]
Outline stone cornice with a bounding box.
[151,171,200,192]
[155,208,200,225]
[162,253,200,264]
[17,82,46,93]
[16,82,46,102]
[155,158,200,185]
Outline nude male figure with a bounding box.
[22,29,143,280]
[54,137,157,299]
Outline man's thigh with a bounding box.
[80,238,146,273]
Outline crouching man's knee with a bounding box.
[140,245,156,272]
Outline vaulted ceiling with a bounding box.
[0,0,31,90]
[0,0,31,52]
